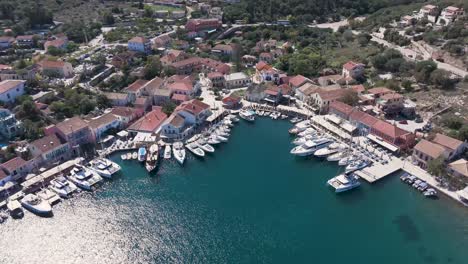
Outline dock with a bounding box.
[354,159,403,183]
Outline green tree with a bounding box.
[340,90,359,106]
[427,156,446,177]
[102,12,115,25]
[414,60,437,83]
[430,69,454,90]
[144,56,162,80]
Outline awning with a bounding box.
[367,134,399,152]
[341,122,356,133]
[117,131,129,138]
[326,115,341,125]
[133,132,156,142]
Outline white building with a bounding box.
[437,6,465,25]
[224,72,252,89]
[0,80,25,103]
[128,36,151,54]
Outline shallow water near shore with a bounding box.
[1,118,468,264]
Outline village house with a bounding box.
[212,44,236,56]
[87,113,121,142]
[185,18,222,33]
[207,72,225,88]
[342,61,365,79]
[111,51,136,68]
[289,75,311,90]
[376,92,405,115]
[399,15,416,27]
[39,60,74,78]
[412,139,447,169]
[224,72,251,89]
[242,55,257,66]
[110,107,143,128]
[44,117,93,155]
[103,92,130,106]
[0,36,14,49]
[0,80,25,104]
[28,134,71,167]
[169,57,230,75]
[222,95,242,109]
[127,107,168,134]
[417,4,440,22]
[160,113,191,140]
[0,157,30,181]
[295,82,321,103]
[128,36,152,54]
[15,35,35,48]
[153,34,173,48]
[124,79,148,102]
[259,52,274,64]
[255,61,280,83]
[431,133,466,161]
[448,159,468,179]
[370,120,415,151]
[437,6,465,25]
[44,36,68,52]
[160,49,188,66]
[134,96,152,111]
[310,88,351,114]
[0,107,22,139]
[175,99,211,125]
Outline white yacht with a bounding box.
[164,145,172,159]
[20,194,53,216]
[338,155,358,166]
[297,128,316,137]
[327,151,348,162]
[327,173,361,193]
[172,142,186,165]
[290,138,333,156]
[88,158,121,179]
[68,166,103,191]
[186,143,205,157]
[292,133,320,146]
[197,139,215,153]
[216,128,230,138]
[216,133,228,142]
[345,159,371,173]
[288,120,310,134]
[227,114,239,122]
[37,188,61,205]
[207,134,221,145]
[239,109,255,122]
[145,144,159,172]
[314,142,343,158]
[50,176,78,198]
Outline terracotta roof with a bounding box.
[134,96,149,106]
[126,79,148,92]
[143,77,164,92]
[343,61,364,71]
[255,61,271,71]
[31,134,65,154]
[368,87,392,95]
[207,72,224,79]
[330,101,354,116]
[0,64,12,71]
[171,93,190,102]
[56,117,89,135]
[0,168,7,180]
[380,92,403,100]
[111,107,138,118]
[432,133,463,151]
[168,81,193,92]
[16,35,34,41]
[44,37,67,49]
[350,110,379,127]
[129,36,148,44]
[317,89,350,101]
[0,80,25,94]
[88,113,119,129]
[351,85,365,93]
[289,75,308,87]
[297,83,321,96]
[167,114,185,128]
[222,95,241,104]
[176,99,210,116]
[40,60,68,68]
[372,120,410,139]
[414,139,446,159]
[448,159,468,177]
[128,108,167,133]
[1,157,27,174]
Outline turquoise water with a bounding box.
[1,118,468,263]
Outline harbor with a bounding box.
[1,117,467,264]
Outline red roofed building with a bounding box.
[39,60,74,78]
[175,99,211,125]
[44,37,68,52]
[110,107,144,127]
[222,95,241,109]
[169,57,230,75]
[160,113,191,140]
[44,117,93,154]
[310,88,353,114]
[0,80,25,103]
[289,75,311,90]
[370,120,415,150]
[342,61,365,79]
[28,134,70,166]
[171,93,190,104]
[376,92,405,115]
[0,157,30,180]
[127,107,168,133]
[329,101,354,120]
[124,79,148,101]
[185,19,222,32]
[128,36,151,54]
[207,72,225,88]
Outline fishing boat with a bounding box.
[172,142,186,165]
[132,152,138,160]
[164,145,172,159]
[6,200,24,219]
[20,194,53,216]
[186,143,205,157]
[138,147,147,162]
[290,138,333,156]
[88,158,121,179]
[345,159,371,173]
[197,139,215,153]
[327,173,361,193]
[145,144,159,172]
[68,166,103,191]
[239,109,255,122]
[50,176,78,198]
[37,188,61,206]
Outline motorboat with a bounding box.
[345,159,371,173]
[290,117,302,124]
[292,133,320,146]
[338,155,358,166]
[50,176,78,198]
[88,158,121,179]
[145,144,159,172]
[227,114,239,122]
[288,120,310,134]
[281,114,288,119]
[132,152,138,160]
[207,134,221,145]
[37,188,61,206]
[126,152,132,160]
[290,138,333,156]
[138,147,147,162]
[172,142,186,165]
[297,128,316,137]
[68,166,103,191]
[270,112,281,120]
[327,173,361,193]
[239,109,255,122]
[223,119,234,127]
[327,151,348,162]
[164,145,172,159]
[314,142,343,158]
[216,134,228,142]
[121,154,127,160]
[197,139,215,153]
[20,194,53,216]
[423,188,437,198]
[216,129,230,138]
[6,200,24,219]
[186,143,205,157]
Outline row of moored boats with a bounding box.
[400,173,438,198]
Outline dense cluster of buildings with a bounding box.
[400,4,465,26]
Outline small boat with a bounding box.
[68,166,103,191]
[314,142,342,158]
[164,145,172,159]
[327,151,348,162]
[197,139,215,153]
[37,188,61,206]
[138,147,147,162]
[132,152,138,160]
[50,176,78,198]
[297,128,316,137]
[216,129,230,137]
[338,155,358,166]
[288,120,310,134]
[186,143,205,157]
[20,194,53,216]
[345,159,371,173]
[292,133,321,146]
[88,158,121,179]
[172,142,186,165]
[145,144,159,172]
[281,114,288,119]
[239,109,255,122]
[423,188,437,198]
[6,200,24,219]
[207,135,221,145]
[405,175,417,185]
[327,173,361,193]
[126,152,132,160]
[258,111,264,116]
[227,114,239,122]
[121,154,127,160]
[290,117,302,124]
[216,134,228,142]
[290,138,334,156]
[417,182,429,192]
